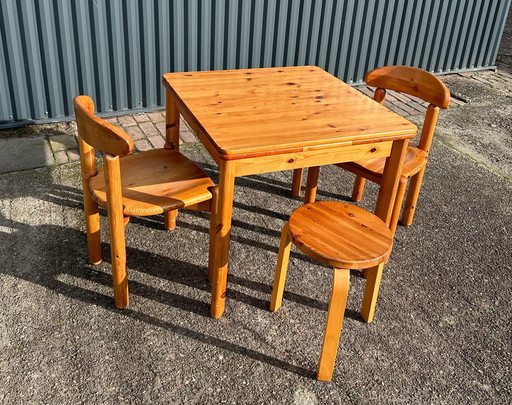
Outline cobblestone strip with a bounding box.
[45,69,512,166]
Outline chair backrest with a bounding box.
[74,95,134,191]
[365,65,450,153]
[74,95,134,157]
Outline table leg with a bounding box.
[165,90,181,230]
[374,139,408,228]
[165,89,180,150]
[210,159,236,318]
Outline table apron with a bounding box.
[233,141,393,177]
[177,105,224,166]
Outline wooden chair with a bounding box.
[74,95,216,309]
[293,66,450,233]
[270,201,393,381]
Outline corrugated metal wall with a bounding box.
[1,0,510,126]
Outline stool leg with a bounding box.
[360,262,384,323]
[317,267,350,382]
[270,222,292,312]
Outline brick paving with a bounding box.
[2,69,510,167]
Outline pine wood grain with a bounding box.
[288,201,393,269]
[163,66,416,159]
[269,222,293,312]
[317,267,350,382]
[90,148,214,217]
[104,154,129,309]
[210,159,236,319]
[74,96,134,156]
[366,65,450,109]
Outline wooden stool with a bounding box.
[270,201,393,381]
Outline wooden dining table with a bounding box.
[162,66,417,319]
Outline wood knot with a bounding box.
[288,158,295,163]
[370,147,377,153]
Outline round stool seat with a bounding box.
[288,201,393,269]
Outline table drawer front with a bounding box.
[234,141,392,177]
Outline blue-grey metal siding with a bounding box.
[1,0,510,126]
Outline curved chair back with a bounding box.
[365,66,450,154]
[74,95,134,157]
[365,65,450,109]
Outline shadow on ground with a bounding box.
[1,134,511,403]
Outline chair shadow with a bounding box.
[42,182,367,322]
[44,183,325,266]
[228,273,366,323]
[0,212,313,378]
[2,168,366,376]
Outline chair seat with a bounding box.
[90,148,214,216]
[288,201,393,269]
[337,146,428,180]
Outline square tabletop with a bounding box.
[162,66,416,160]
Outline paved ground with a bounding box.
[1,17,511,404]
[1,120,511,404]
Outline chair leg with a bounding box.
[351,176,366,202]
[164,210,178,230]
[270,222,292,312]
[401,166,426,226]
[104,155,129,309]
[360,262,384,323]
[304,166,320,204]
[108,213,129,309]
[317,267,350,382]
[291,168,303,197]
[389,177,408,235]
[83,191,102,265]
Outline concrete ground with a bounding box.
[1,26,511,405]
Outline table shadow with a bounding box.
[0,212,313,378]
